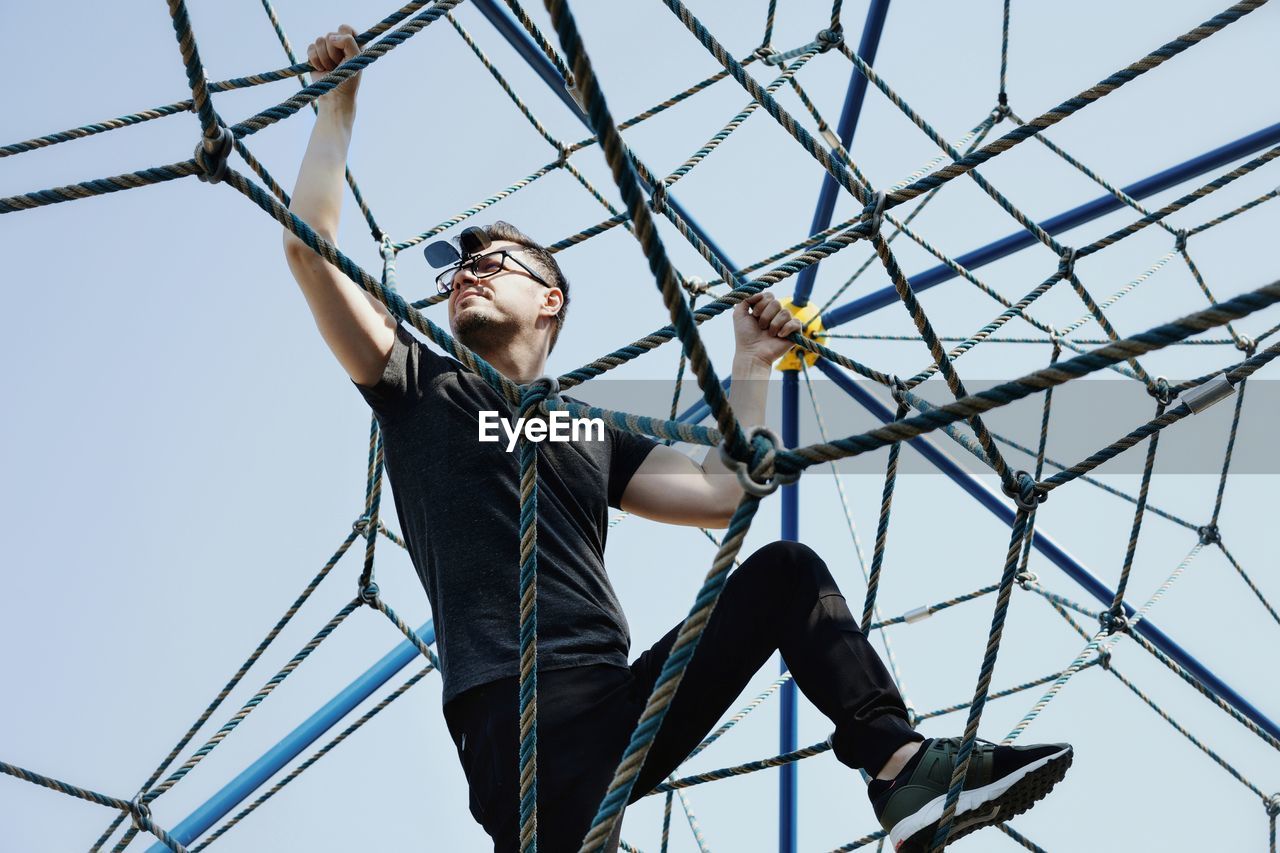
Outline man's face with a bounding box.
[447,240,558,351]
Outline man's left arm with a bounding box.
[619,292,803,528]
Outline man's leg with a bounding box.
[623,540,1072,853]
[626,539,922,799]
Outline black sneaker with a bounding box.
[870,737,1072,851]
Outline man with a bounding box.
[282,26,1073,853]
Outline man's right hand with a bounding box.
[307,25,362,113]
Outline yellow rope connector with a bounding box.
[774,297,826,371]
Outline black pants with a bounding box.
[443,540,922,852]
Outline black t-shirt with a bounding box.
[352,323,659,704]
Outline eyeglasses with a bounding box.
[435,249,552,295]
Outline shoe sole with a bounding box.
[890,745,1073,852]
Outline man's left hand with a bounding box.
[733,292,805,365]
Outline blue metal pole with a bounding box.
[471,0,744,281]
[814,358,1280,743]
[145,621,437,852]
[793,0,892,307]
[779,370,800,853]
[823,120,1280,328]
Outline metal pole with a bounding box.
[779,370,800,853]
[793,0,893,307]
[823,120,1280,328]
[814,358,1280,744]
[144,622,437,852]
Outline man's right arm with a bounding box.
[282,25,397,388]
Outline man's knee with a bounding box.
[739,540,835,595]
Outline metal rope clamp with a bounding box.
[719,425,796,497]
[194,125,234,184]
[1001,470,1046,512]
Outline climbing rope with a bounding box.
[3,0,1278,850]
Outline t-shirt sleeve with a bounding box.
[607,424,660,509]
[351,323,442,420]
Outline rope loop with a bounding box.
[1148,375,1173,405]
[1001,469,1046,512]
[194,125,234,184]
[860,191,886,240]
[379,234,396,263]
[519,375,561,420]
[718,425,796,497]
[1174,229,1188,253]
[1197,524,1221,546]
[128,795,152,832]
[814,27,844,52]
[752,44,778,61]
[1057,246,1078,278]
[359,580,381,607]
[1015,570,1039,591]
[352,515,374,536]
[1235,334,1257,355]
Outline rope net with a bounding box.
[2,0,1278,851]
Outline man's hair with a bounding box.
[478,220,570,353]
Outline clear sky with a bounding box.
[2,1,1278,851]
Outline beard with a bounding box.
[453,304,522,352]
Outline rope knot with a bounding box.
[992,92,1011,122]
[519,375,560,420]
[194,125,234,184]
[554,143,572,168]
[1235,334,1257,355]
[1001,470,1045,512]
[128,795,152,833]
[1015,570,1039,591]
[1096,647,1113,671]
[718,425,796,497]
[753,44,778,61]
[1174,229,1188,253]
[814,27,844,52]
[1099,609,1129,636]
[359,581,382,607]
[860,191,886,240]
[1267,793,1280,818]
[1147,375,1173,405]
[1057,247,1078,277]
[649,181,668,215]
[352,516,374,536]
[1196,524,1221,546]
[889,374,908,407]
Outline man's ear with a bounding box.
[541,286,564,320]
